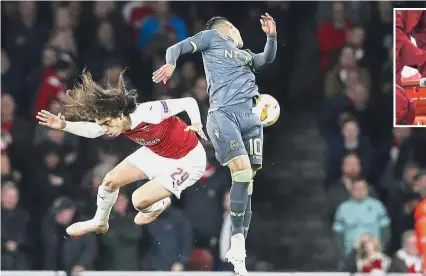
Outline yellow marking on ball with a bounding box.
[261,104,270,121]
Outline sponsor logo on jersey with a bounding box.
[160,101,169,113]
[229,140,239,151]
[139,125,150,132]
[134,137,161,146]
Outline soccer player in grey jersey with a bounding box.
[153,13,277,276]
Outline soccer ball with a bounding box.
[253,94,280,127]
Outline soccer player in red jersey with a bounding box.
[36,71,207,237]
[395,10,426,86]
[413,170,426,273]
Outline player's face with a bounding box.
[96,116,125,137]
[226,22,243,48]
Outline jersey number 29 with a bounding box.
[171,168,189,187]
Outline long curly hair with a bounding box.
[62,70,138,121]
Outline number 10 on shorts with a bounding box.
[249,138,262,156]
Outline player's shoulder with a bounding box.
[193,29,221,41]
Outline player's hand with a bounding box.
[152,64,176,84]
[260,13,277,36]
[36,110,66,130]
[185,122,208,141]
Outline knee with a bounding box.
[231,168,253,183]
[131,191,150,211]
[102,172,121,190]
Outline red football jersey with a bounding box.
[123,116,198,159]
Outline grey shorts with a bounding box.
[206,100,263,167]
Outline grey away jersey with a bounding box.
[166,30,277,111]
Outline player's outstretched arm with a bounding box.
[153,30,217,84]
[252,13,277,71]
[36,110,106,138]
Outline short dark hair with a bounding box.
[340,116,358,129]
[206,16,229,30]
[62,70,138,121]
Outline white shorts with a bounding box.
[125,142,207,198]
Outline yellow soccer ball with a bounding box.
[254,94,280,127]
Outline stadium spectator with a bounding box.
[121,1,153,38]
[85,20,127,80]
[145,206,192,271]
[333,179,390,259]
[136,1,188,51]
[33,53,74,117]
[326,118,372,186]
[387,162,421,253]
[30,141,75,218]
[41,196,97,274]
[1,182,31,270]
[389,230,422,273]
[100,193,143,271]
[327,153,377,222]
[347,26,368,68]
[343,233,391,273]
[317,2,351,75]
[4,1,47,74]
[324,45,371,98]
[1,94,31,174]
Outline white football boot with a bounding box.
[66,219,109,237]
[225,233,248,276]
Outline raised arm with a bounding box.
[252,35,277,71]
[63,121,106,138]
[252,13,277,71]
[165,30,217,66]
[37,110,105,138]
[129,97,202,127]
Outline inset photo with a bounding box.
[394,8,426,126]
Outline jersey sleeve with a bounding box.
[63,121,106,138]
[252,35,277,71]
[166,30,217,66]
[129,97,202,128]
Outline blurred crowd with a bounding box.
[318,1,426,274]
[1,0,426,275]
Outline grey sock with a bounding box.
[230,181,249,236]
[243,195,252,238]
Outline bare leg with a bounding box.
[132,179,173,225]
[67,160,147,237]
